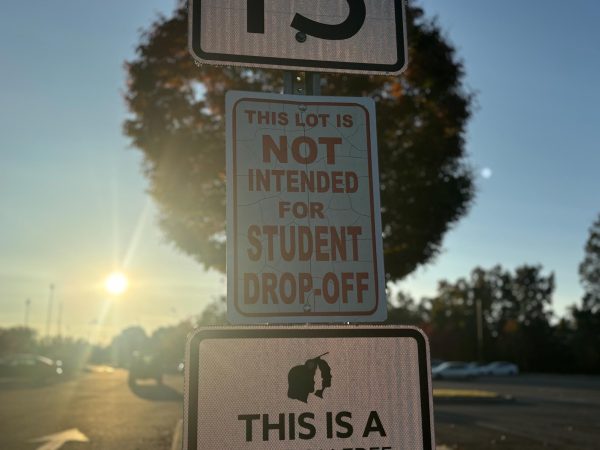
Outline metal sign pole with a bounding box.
[283,70,322,325]
[283,71,321,95]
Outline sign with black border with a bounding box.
[184,326,435,449]
[189,0,407,75]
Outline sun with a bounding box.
[104,271,129,296]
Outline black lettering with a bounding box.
[288,412,296,440]
[263,413,285,441]
[291,0,366,40]
[362,410,387,437]
[336,411,353,438]
[238,414,260,442]
[298,412,316,439]
[247,0,264,33]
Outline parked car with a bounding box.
[430,358,444,370]
[467,361,490,376]
[482,361,519,376]
[128,352,163,385]
[0,354,63,382]
[431,361,479,380]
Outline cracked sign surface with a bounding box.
[226,91,386,323]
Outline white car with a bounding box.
[467,362,490,376]
[481,361,519,376]
[431,359,444,370]
[431,361,479,380]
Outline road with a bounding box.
[434,374,600,449]
[1,370,599,449]
[0,368,183,450]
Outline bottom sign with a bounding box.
[184,326,434,449]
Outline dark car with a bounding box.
[0,354,63,382]
[128,352,163,385]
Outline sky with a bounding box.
[0,1,599,341]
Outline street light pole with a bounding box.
[56,301,63,338]
[45,284,55,339]
[24,298,31,327]
[476,297,484,362]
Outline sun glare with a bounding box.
[104,271,129,296]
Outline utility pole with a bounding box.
[45,284,55,339]
[56,301,63,338]
[24,298,31,327]
[476,297,484,362]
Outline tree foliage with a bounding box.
[124,1,475,281]
[385,291,428,325]
[568,212,600,372]
[388,265,559,370]
[579,213,600,313]
[0,327,37,357]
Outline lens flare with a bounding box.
[104,271,128,296]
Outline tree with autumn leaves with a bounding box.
[123,1,475,282]
[121,1,600,373]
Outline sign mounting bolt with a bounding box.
[295,32,307,43]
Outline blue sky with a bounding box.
[399,0,600,312]
[0,1,598,339]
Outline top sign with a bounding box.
[189,0,407,75]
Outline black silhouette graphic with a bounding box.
[287,352,332,403]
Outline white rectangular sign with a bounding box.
[226,91,386,323]
[184,326,435,450]
[189,0,407,75]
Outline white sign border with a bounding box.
[225,90,386,324]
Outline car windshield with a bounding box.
[1,1,599,450]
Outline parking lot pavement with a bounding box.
[434,374,600,449]
[0,369,183,450]
[2,369,598,450]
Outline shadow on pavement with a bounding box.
[128,380,183,402]
[435,409,477,426]
[0,377,68,390]
[475,374,600,391]
[434,401,528,424]
[434,395,517,405]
